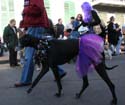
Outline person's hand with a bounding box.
[116,28,120,31]
[82,21,88,26]
[18,28,26,38]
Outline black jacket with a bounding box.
[107,22,119,45]
[3,25,18,48]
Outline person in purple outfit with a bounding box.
[76,2,104,77]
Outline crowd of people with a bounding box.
[2,0,125,88]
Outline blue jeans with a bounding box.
[58,66,65,76]
[69,31,80,39]
[116,36,122,55]
[20,27,46,84]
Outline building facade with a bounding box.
[91,0,125,26]
[38,0,84,24]
[0,0,85,39]
[1,0,124,39]
[0,0,23,38]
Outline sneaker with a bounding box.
[14,82,32,87]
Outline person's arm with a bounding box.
[73,21,79,29]
[108,23,116,33]
[90,10,101,26]
[62,25,65,37]
[3,27,9,44]
[48,19,56,36]
[73,20,89,32]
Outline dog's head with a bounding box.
[19,34,40,49]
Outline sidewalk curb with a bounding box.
[0,60,9,64]
[0,52,20,64]
[0,59,20,64]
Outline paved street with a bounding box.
[0,54,125,105]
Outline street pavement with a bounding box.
[0,54,125,105]
[0,52,20,64]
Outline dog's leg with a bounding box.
[75,75,89,99]
[95,63,117,105]
[51,66,62,97]
[27,60,49,94]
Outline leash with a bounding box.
[34,36,53,63]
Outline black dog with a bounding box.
[20,35,117,105]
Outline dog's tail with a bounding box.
[105,65,118,70]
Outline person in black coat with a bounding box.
[107,16,119,54]
[3,19,19,67]
[55,18,64,38]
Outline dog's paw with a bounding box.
[110,99,117,105]
[75,93,80,99]
[27,88,32,94]
[54,93,61,97]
